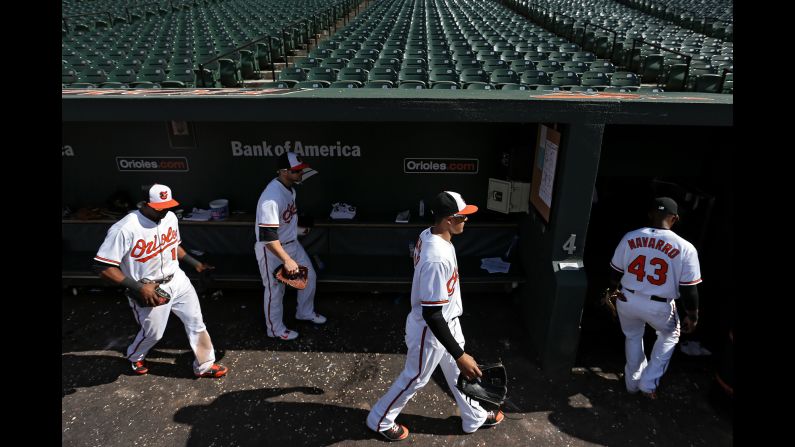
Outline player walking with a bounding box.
[94,184,228,378]
[255,152,326,341]
[366,191,504,441]
[608,197,702,399]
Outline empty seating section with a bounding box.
[62,0,353,88]
[62,0,732,93]
[514,0,732,92]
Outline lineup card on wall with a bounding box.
[530,124,561,223]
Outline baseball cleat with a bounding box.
[641,390,658,400]
[131,360,148,375]
[272,329,299,340]
[480,409,505,427]
[297,313,327,324]
[195,363,228,378]
[378,423,409,441]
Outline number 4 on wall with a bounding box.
[563,234,576,254]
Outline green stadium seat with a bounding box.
[140,66,167,84]
[501,84,531,91]
[431,82,461,90]
[130,81,160,89]
[490,69,520,87]
[160,81,187,88]
[330,81,361,88]
[337,67,369,84]
[610,71,641,87]
[108,67,137,84]
[98,82,128,89]
[307,67,337,82]
[239,50,259,80]
[295,80,330,88]
[364,80,394,88]
[465,83,496,90]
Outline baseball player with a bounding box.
[255,151,326,341]
[93,184,228,378]
[608,197,701,399]
[366,191,504,441]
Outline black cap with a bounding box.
[277,151,310,172]
[429,191,479,217]
[652,197,679,215]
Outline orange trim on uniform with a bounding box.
[421,300,449,305]
[258,223,280,227]
[94,256,120,266]
[134,239,180,263]
[610,262,623,272]
[679,279,703,285]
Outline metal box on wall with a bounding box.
[487,178,531,213]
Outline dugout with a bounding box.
[62,88,733,378]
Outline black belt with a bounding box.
[621,286,668,303]
[143,275,174,284]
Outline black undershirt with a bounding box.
[259,226,279,242]
[422,305,464,360]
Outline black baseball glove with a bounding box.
[125,284,171,307]
[456,362,508,407]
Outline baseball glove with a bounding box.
[602,288,626,319]
[273,265,309,290]
[456,362,508,408]
[125,284,171,307]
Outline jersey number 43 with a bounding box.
[627,255,669,285]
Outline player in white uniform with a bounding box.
[93,184,228,378]
[609,197,702,399]
[255,152,326,341]
[366,191,504,442]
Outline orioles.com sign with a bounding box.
[116,157,190,172]
[404,158,479,174]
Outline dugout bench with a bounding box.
[62,215,525,294]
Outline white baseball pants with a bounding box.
[255,241,317,337]
[617,290,681,393]
[126,269,217,375]
[367,316,488,434]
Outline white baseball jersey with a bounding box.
[94,210,182,281]
[610,227,702,299]
[255,178,298,243]
[408,227,463,324]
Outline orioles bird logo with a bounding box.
[159,191,169,200]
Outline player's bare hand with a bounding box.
[195,263,215,273]
[456,353,482,381]
[139,283,162,307]
[283,259,299,275]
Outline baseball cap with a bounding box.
[430,191,479,217]
[277,151,310,172]
[652,197,678,215]
[147,184,180,210]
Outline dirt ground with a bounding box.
[62,287,732,446]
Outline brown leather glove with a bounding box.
[273,265,309,290]
[602,288,626,319]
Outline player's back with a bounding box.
[612,227,700,299]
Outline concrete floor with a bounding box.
[62,287,732,446]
